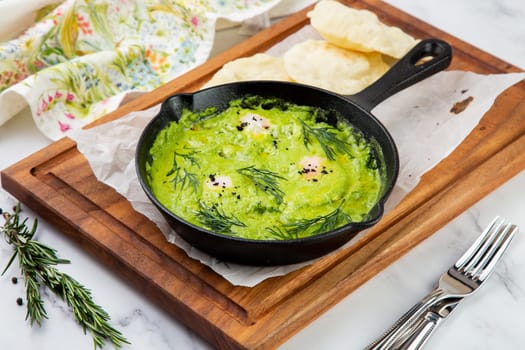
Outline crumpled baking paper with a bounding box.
[70,26,525,287]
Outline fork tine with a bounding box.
[461,218,506,274]
[477,224,518,281]
[467,223,513,278]
[454,216,502,270]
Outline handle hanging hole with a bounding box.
[415,55,435,66]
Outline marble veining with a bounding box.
[1,1,524,349]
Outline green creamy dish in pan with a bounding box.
[146,95,385,240]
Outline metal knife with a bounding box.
[392,298,462,350]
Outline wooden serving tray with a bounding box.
[2,1,524,349]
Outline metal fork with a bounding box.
[366,217,518,350]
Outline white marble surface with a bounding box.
[1,1,524,349]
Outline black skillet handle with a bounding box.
[349,39,452,112]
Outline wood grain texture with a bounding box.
[2,1,524,349]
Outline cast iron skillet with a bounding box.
[136,38,452,265]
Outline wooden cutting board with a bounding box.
[2,1,524,349]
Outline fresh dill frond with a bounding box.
[298,118,354,161]
[195,201,246,234]
[265,226,296,240]
[1,203,129,349]
[166,149,200,192]
[171,170,199,193]
[237,165,287,204]
[280,202,352,238]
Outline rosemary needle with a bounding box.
[1,203,129,349]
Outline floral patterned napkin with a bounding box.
[0,0,281,140]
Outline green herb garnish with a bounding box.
[237,165,287,204]
[166,149,200,193]
[265,226,293,240]
[270,202,352,239]
[195,201,246,234]
[1,203,129,349]
[299,118,354,160]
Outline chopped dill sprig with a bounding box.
[237,165,287,204]
[265,226,293,240]
[166,149,200,193]
[1,203,129,349]
[171,170,199,193]
[195,201,246,234]
[298,118,354,160]
[269,201,352,239]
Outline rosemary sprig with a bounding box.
[298,118,354,160]
[166,149,200,193]
[237,165,287,204]
[270,201,352,239]
[1,203,129,349]
[194,201,246,234]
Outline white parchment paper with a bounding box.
[69,26,525,287]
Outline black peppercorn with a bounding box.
[11,277,18,284]
[16,297,23,306]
